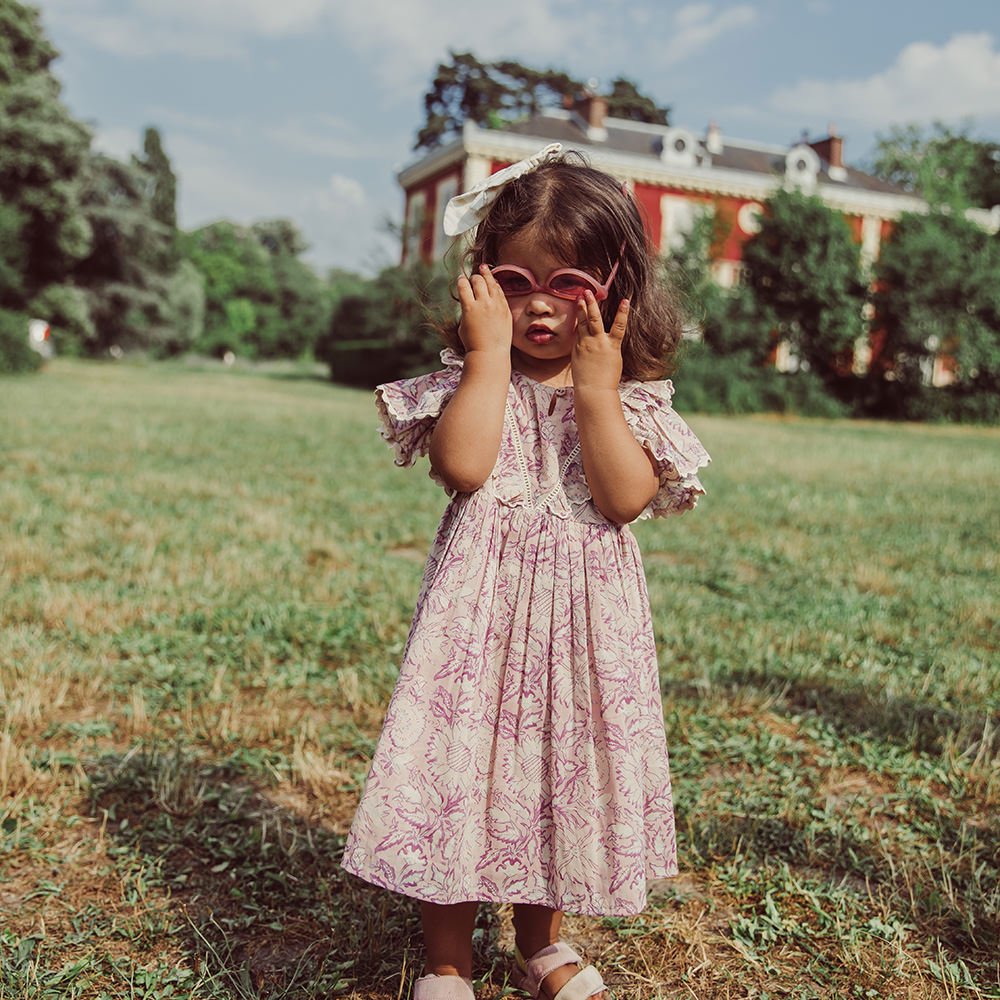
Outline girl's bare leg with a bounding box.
[421,900,478,978]
[511,904,607,999]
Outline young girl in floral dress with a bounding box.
[342,144,711,1000]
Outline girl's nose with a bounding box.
[526,295,555,315]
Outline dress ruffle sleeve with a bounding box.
[374,349,464,469]
[619,379,711,519]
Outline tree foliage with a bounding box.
[416,51,669,149]
[70,151,188,354]
[741,188,866,381]
[316,263,453,386]
[0,0,91,303]
[182,219,327,359]
[870,122,1000,210]
[872,209,1000,418]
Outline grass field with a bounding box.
[1,358,998,999]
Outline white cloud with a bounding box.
[41,3,248,58]
[134,0,328,35]
[165,133,392,272]
[659,4,758,65]
[770,32,1000,128]
[319,174,367,211]
[262,117,400,161]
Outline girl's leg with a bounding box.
[421,900,478,978]
[511,904,607,999]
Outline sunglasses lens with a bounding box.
[549,272,599,297]
[491,269,533,296]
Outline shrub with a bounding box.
[671,341,848,417]
[316,263,454,387]
[0,309,42,374]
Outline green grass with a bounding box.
[1,358,998,999]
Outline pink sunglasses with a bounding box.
[489,247,623,302]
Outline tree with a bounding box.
[133,126,179,265]
[872,209,1000,418]
[741,188,866,382]
[870,122,1000,210]
[182,219,328,359]
[415,52,669,150]
[0,0,92,304]
[316,262,453,386]
[72,152,186,354]
[605,78,669,126]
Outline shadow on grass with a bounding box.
[670,671,1000,983]
[84,745,502,999]
[706,668,999,760]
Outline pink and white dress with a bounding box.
[341,349,710,915]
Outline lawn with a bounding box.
[1,358,998,999]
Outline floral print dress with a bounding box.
[341,349,710,915]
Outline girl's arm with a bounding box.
[572,294,659,524]
[429,266,512,493]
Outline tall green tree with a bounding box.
[416,52,669,149]
[0,0,91,302]
[182,219,327,359]
[73,152,195,354]
[872,209,1000,418]
[870,122,1000,210]
[741,188,866,382]
[133,126,179,264]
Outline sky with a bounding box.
[34,0,1000,276]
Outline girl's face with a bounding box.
[493,233,586,378]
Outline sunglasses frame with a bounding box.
[488,245,624,303]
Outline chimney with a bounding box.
[574,86,607,141]
[809,124,846,181]
[705,120,723,155]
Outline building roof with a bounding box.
[501,110,904,197]
[397,108,999,233]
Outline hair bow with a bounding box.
[442,143,563,236]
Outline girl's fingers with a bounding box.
[456,274,475,309]
[608,298,630,343]
[469,272,489,297]
[479,263,501,295]
[577,290,608,337]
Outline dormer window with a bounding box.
[784,144,820,194]
[660,127,698,168]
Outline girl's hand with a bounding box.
[572,291,628,390]
[457,265,512,356]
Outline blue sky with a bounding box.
[35,0,1000,275]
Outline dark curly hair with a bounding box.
[442,150,683,381]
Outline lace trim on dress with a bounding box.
[619,381,711,519]
[374,350,464,469]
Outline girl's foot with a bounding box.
[413,972,476,999]
[512,942,607,999]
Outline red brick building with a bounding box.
[398,95,999,383]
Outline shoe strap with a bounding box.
[516,942,585,997]
[552,964,606,1000]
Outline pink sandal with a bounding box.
[511,943,607,1000]
[413,973,475,999]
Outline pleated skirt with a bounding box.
[341,490,677,915]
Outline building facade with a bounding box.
[397,96,999,383]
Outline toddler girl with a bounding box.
[342,144,710,1000]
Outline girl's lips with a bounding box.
[526,325,556,343]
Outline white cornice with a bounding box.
[397,137,465,189]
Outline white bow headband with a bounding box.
[442,143,563,236]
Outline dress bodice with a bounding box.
[375,349,710,525]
